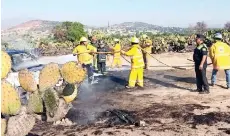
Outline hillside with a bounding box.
[1,20,189,50]
[110,22,188,33]
[1,20,61,49]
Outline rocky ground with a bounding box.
[28,52,230,136]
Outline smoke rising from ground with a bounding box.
[67,72,128,125]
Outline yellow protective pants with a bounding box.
[143,53,150,69]
[112,57,122,68]
[128,68,144,87]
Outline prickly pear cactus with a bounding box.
[1,80,21,115]
[62,84,78,103]
[27,91,43,113]
[46,98,72,122]
[18,69,37,92]
[43,88,59,118]
[61,61,86,84]
[1,51,12,79]
[6,114,35,136]
[39,63,61,92]
[1,118,6,136]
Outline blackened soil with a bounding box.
[29,69,230,135]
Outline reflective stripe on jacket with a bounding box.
[125,44,144,69]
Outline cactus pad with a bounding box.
[1,80,21,115]
[43,88,59,118]
[62,84,78,103]
[6,114,35,136]
[46,98,72,122]
[1,118,6,136]
[1,51,12,79]
[27,91,43,113]
[18,69,37,92]
[39,63,61,92]
[61,61,86,84]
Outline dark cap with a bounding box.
[196,34,206,41]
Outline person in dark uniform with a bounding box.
[193,34,210,94]
[97,40,109,75]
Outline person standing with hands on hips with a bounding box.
[193,34,209,94]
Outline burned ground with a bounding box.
[29,69,230,136]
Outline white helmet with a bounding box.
[214,33,223,39]
[114,38,119,42]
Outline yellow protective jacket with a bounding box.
[209,41,230,70]
[72,45,93,64]
[86,44,97,64]
[124,44,144,69]
[143,39,153,53]
[113,43,121,58]
[86,44,97,52]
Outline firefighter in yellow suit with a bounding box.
[86,43,97,70]
[72,37,94,84]
[121,37,145,89]
[141,34,153,70]
[112,38,122,68]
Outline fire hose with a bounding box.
[138,48,186,70]
[74,49,187,70]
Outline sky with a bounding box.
[1,0,230,29]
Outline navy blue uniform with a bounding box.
[97,46,109,74]
[193,44,209,92]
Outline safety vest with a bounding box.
[125,44,144,69]
[72,45,93,64]
[209,41,230,70]
[113,43,121,58]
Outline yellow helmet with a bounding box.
[142,34,148,39]
[131,37,139,44]
[114,38,120,42]
[80,37,88,42]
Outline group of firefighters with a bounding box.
[72,34,152,89]
[73,33,230,92]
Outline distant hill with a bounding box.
[1,20,62,50]
[1,20,190,50]
[2,20,60,32]
[110,22,188,33]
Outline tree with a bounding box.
[53,21,86,43]
[53,25,67,42]
[224,22,230,31]
[195,21,207,34]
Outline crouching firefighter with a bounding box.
[72,37,94,84]
[97,40,109,75]
[121,37,145,89]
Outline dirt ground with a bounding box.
[29,52,230,136]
